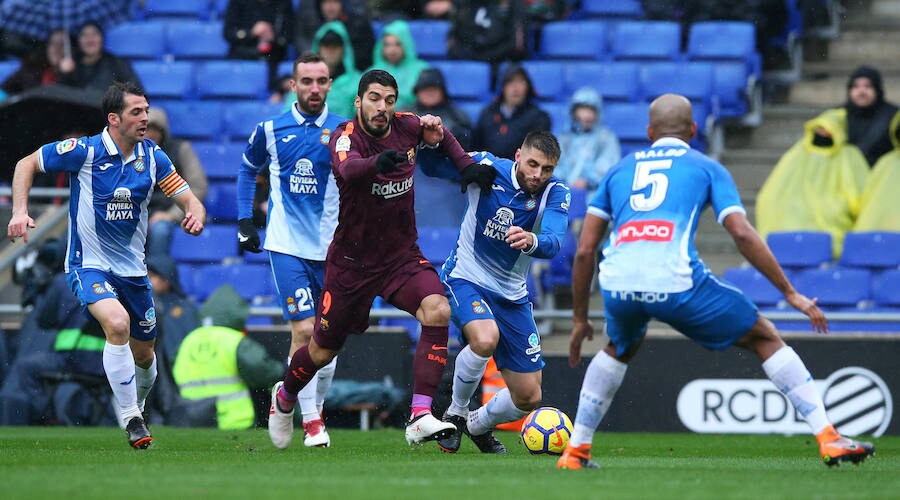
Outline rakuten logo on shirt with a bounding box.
[616,220,674,245]
[371,176,413,199]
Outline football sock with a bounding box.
[412,325,448,400]
[315,356,337,416]
[467,388,528,436]
[103,342,141,423]
[282,345,320,406]
[411,394,433,417]
[297,369,321,423]
[134,355,157,413]
[447,345,491,417]
[570,350,627,448]
[762,346,830,434]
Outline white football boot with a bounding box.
[405,412,456,445]
[302,418,331,447]
[268,381,294,449]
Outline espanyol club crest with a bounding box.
[472,301,486,314]
[525,197,537,210]
[320,128,331,145]
[133,158,145,172]
[286,296,297,314]
[92,283,106,294]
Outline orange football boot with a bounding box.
[556,443,600,470]
[817,425,875,467]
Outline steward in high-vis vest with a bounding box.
[172,285,283,430]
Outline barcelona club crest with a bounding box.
[320,128,330,145]
[133,158,145,172]
[406,148,416,164]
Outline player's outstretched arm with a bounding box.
[569,214,608,367]
[722,212,828,333]
[7,151,40,243]
[419,113,444,146]
[173,190,206,236]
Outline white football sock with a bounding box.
[446,346,491,417]
[134,355,157,413]
[103,342,141,425]
[569,350,628,448]
[315,357,337,415]
[762,346,830,434]
[298,370,321,423]
[467,387,528,436]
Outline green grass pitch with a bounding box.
[1,427,896,499]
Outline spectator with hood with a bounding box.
[843,66,899,167]
[472,64,550,160]
[403,68,472,149]
[368,20,430,111]
[556,87,620,194]
[854,111,900,231]
[58,22,141,91]
[287,21,359,119]
[294,0,374,72]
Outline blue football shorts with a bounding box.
[444,277,544,373]
[602,271,760,357]
[269,251,325,322]
[66,268,157,342]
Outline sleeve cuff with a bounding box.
[587,206,610,220]
[716,205,746,224]
[522,232,539,255]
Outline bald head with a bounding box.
[648,94,696,143]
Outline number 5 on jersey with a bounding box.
[630,159,672,212]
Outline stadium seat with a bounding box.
[406,20,450,59]
[223,100,284,139]
[580,0,643,18]
[713,61,751,118]
[872,269,900,308]
[640,62,714,104]
[195,61,268,100]
[167,22,229,59]
[193,141,246,180]
[794,268,872,308]
[516,61,566,101]
[196,264,271,301]
[723,267,787,307]
[605,102,650,152]
[276,60,294,79]
[158,101,224,140]
[430,61,491,101]
[540,21,606,60]
[612,21,681,61]
[170,224,238,263]
[564,61,640,102]
[457,101,483,124]
[687,22,756,62]
[417,226,459,265]
[766,231,833,269]
[176,263,197,296]
[205,182,238,223]
[838,232,900,269]
[105,22,167,60]
[141,0,210,20]
[539,102,569,134]
[133,61,194,99]
[0,60,19,82]
[541,231,578,290]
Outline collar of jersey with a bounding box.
[650,136,691,149]
[510,162,521,191]
[101,127,144,164]
[291,102,329,127]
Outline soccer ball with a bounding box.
[520,407,572,455]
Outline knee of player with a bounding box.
[132,348,155,367]
[513,386,542,411]
[291,318,315,342]
[102,314,131,340]
[308,341,338,367]
[420,297,451,326]
[467,335,498,357]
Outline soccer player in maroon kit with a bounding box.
[268,69,497,448]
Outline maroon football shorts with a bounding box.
[312,253,445,350]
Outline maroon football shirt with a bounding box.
[327,112,471,272]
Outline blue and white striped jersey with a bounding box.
[589,137,745,293]
[440,151,570,300]
[238,103,345,260]
[39,128,189,277]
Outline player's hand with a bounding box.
[569,320,594,368]
[181,212,204,236]
[785,290,828,333]
[237,218,261,253]
[460,162,496,193]
[376,150,406,174]
[7,212,36,243]
[505,226,533,251]
[420,114,444,146]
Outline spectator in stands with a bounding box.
[294,0,375,72]
[556,87,621,194]
[224,0,294,90]
[448,0,528,65]
[58,23,141,92]
[420,0,453,19]
[1,30,72,98]
[854,111,900,231]
[302,22,361,119]
[368,0,420,21]
[368,20,430,111]
[144,108,208,259]
[843,66,898,167]
[403,68,473,149]
[472,64,550,160]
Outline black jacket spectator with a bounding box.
[294,0,374,72]
[844,66,899,167]
[448,0,528,64]
[472,64,550,159]
[403,68,473,149]
[224,0,293,88]
[59,23,141,91]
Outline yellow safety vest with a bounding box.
[172,326,255,430]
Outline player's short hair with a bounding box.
[293,52,327,76]
[357,69,398,98]
[102,81,146,117]
[521,130,561,162]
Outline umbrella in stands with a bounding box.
[0,0,130,40]
[0,84,105,182]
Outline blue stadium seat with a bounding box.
[612,21,681,61]
[158,101,223,140]
[564,61,640,102]
[839,232,900,269]
[222,100,284,139]
[406,20,450,59]
[723,267,787,307]
[133,61,194,99]
[105,21,167,60]
[640,62,714,104]
[243,229,268,264]
[170,224,238,263]
[195,61,269,99]
[539,101,568,134]
[580,0,643,18]
[517,61,566,101]
[417,226,459,265]
[687,22,756,62]
[177,263,197,296]
[0,60,19,82]
[196,264,271,301]
[167,21,229,59]
[205,182,238,223]
[766,231,832,269]
[872,270,900,308]
[458,101,483,124]
[141,0,210,20]
[540,21,606,60]
[713,61,751,118]
[541,231,578,290]
[794,268,872,308]
[430,61,491,101]
[193,141,246,180]
[605,102,650,152]
[276,60,294,79]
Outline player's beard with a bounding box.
[360,109,390,138]
[298,93,325,116]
